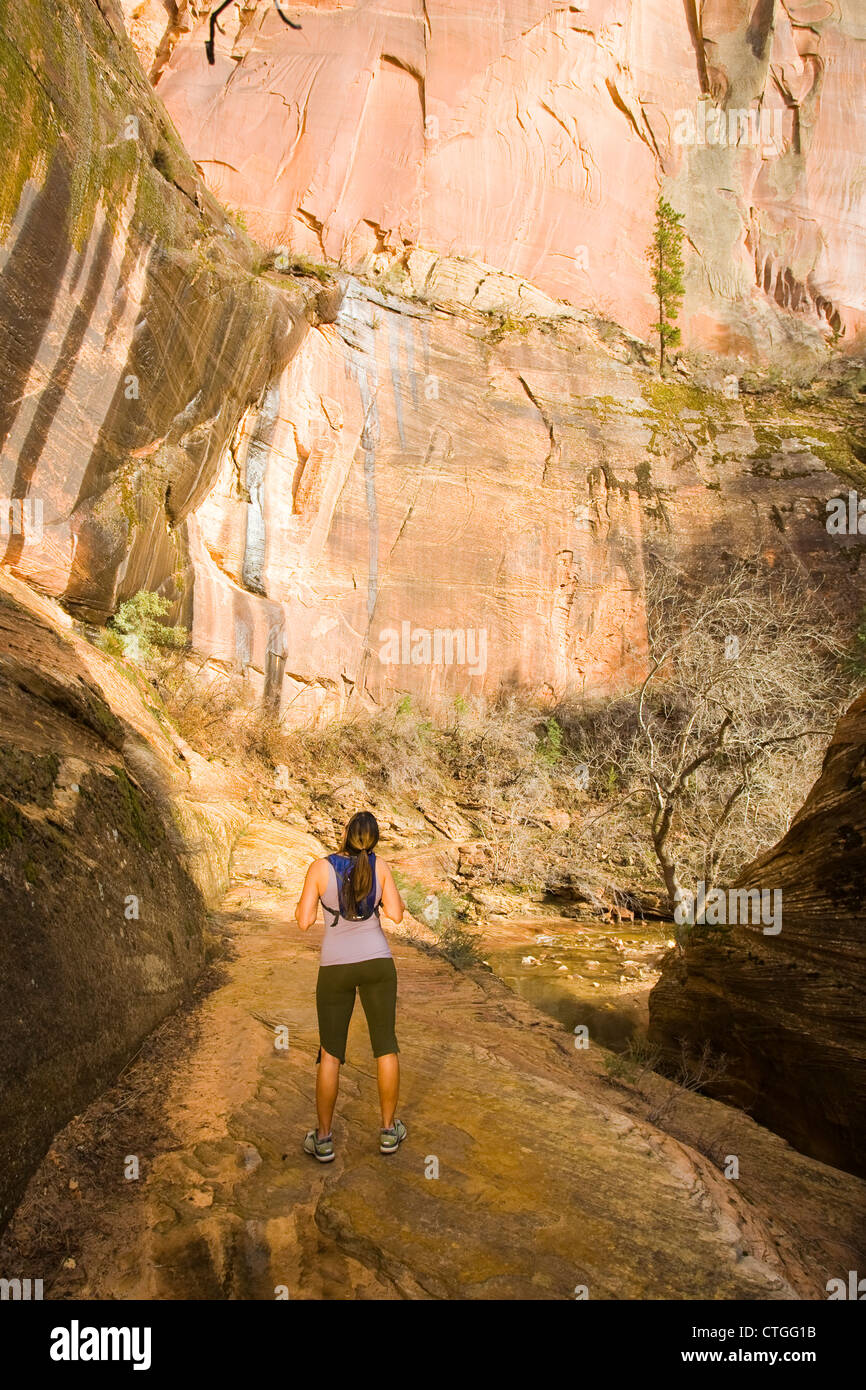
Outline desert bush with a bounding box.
[107,591,188,661]
[552,558,851,913]
[224,205,248,233]
[272,703,440,800]
[150,652,254,761]
[394,871,483,968]
[602,1035,662,1084]
[645,1041,728,1127]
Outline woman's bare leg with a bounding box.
[316,1049,341,1137]
[377,1052,399,1128]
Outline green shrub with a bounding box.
[254,246,332,282]
[537,717,563,765]
[108,591,188,660]
[225,205,248,233]
[435,919,484,968]
[393,871,483,968]
[484,308,533,341]
[94,628,126,658]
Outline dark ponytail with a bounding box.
[339,811,380,918]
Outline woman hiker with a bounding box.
[294,811,407,1161]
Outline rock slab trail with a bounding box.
[32,820,865,1300]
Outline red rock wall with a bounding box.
[129,0,866,354]
[181,271,865,720]
[2,1,863,721]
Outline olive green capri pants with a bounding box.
[315,956,399,1065]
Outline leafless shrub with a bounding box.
[645,1040,729,1127]
[151,652,257,762]
[273,702,441,800]
[689,1125,735,1171]
[556,557,850,918]
[636,555,847,914]
[602,1035,662,1086]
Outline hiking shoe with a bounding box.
[304,1129,335,1163]
[379,1118,407,1154]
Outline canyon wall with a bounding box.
[126,0,865,357]
[0,569,223,1233]
[181,253,865,720]
[1,2,864,723]
[649,689,866,1178]
[0,0,315,624]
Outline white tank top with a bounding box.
[319,858,392,967]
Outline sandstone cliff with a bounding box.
[2,3,863,723]
[181,271,865,720]
[649,689,866,1178]
[0,0,318,623]
[126,0,865,356]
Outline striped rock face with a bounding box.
[0,0,309,618]
[125,0,865,353]
[180,263,866,720]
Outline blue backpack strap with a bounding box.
[322,855,341,927]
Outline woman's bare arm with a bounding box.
[377,859,405,923]
[295,860,326,931]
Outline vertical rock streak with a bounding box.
[337,282,382,625]
[242,381,281,596]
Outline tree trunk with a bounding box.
[658,292,665,373]
[652,802,684,919]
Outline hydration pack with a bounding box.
[323,853,380,926]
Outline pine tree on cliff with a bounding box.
[649,195,685,373]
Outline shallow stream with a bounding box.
[481,916,673,1050]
